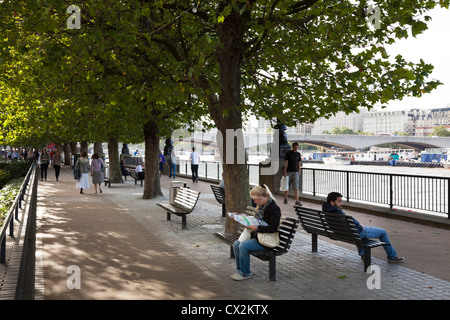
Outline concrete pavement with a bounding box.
[35,166,450,300]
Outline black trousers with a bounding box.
[191,164,199,182]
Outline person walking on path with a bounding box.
[322,192,405,264]
[159,150,166,177]
[190,147,200,183]
[283,142,302,206]
[91,153,104,194]
[75,151,90,194]
[52,149,63,181]
[40,148,50,181]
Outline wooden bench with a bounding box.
[294,206,390,271]
[214,213,300,281]
[210,185,226,217]
[157,187,201,229]
[130,169,144,187]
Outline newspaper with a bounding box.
[228,212,268,227]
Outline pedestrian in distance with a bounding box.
[91,153,104,194]
[322,192,405,264]
[136,161,145,180]
[120,160,131,177]
[75,151,90,194]
[190,147,200,183]
[52,149,63,182]
[40,148,50,181]
[159,150,166,177]
[283,142,302,206]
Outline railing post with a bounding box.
[312,169,316,196]
[0,236,5,263]
[346,171,350,202]
[448,178,450,219]
[389,175,393,209]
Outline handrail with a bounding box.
[301,167,450,218]
[0,161,37,263]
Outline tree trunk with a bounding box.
[80,141,88,154]
[142,119,163,199]
[107,137,123,183]
[214,8,250,234]
[63,142,70,165]
[93,142,102,156]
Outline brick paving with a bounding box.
[20,166,450,300]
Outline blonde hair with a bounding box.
[250,184,273,199]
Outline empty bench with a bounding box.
[294,206,390,271]
[214,214,300,281]
[157,187,200,229]
[210,185,226,217]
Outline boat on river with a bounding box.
[322,155,352,165]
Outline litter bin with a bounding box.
[169,181,185,204]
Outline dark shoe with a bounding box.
[100,188,102,194]
[388,257,405,263]
[283,198,288,204]
[295,201,302,206]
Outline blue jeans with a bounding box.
[359,226,397,260]
[169,163,176,178]
[233,239,266,277]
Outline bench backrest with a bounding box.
[276,216,300,254]
[174,187,201,212]
[210,185,225,204]
[130,169,139,179]
[295,206,361,246]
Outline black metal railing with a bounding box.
[0,161,37,263]
[145,158,448,218]
[302,168,449,218]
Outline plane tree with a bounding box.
[139,0,448,233]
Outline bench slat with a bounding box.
[295,206,389,271]
[157,187,200,229]
[214,215,299,281]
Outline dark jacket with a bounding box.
[321,202,364,233]
[257,200,281,234]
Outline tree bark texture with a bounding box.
[142,119,163,199]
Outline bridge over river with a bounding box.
[176,131,450,151]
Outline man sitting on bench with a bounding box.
[136,162,145,179]
[322,192,405,264]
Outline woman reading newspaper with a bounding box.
[231,184,281,281]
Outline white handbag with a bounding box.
[257,231,280,248]
[279,176,289,192]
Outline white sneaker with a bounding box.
[231,273,251,281]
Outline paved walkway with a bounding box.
[35,166,450,300]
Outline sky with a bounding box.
[383,6,450,111]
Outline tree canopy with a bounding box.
[1,0,449,230]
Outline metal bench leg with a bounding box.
[181,214,187,229]
[312,233,318,252]
[222,203,226,218]
[269,256,276,281]
[167,212,171,221]
[364,247,371,272]
[230,246,235,259]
